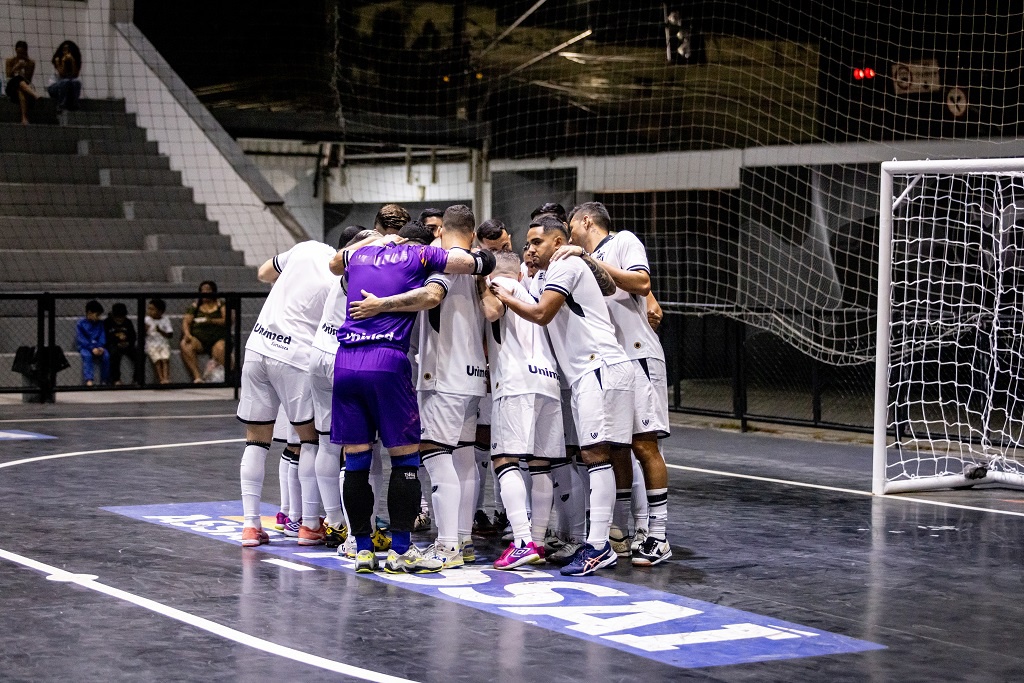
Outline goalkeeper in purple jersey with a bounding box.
[327,227,496,573]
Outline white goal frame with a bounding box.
[873,157,1024,495]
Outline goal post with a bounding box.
[874,157,1024,495]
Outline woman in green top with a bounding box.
[180,280,228,382]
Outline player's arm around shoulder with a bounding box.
[348,282,446,320]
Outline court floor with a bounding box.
[2,397,1023,682]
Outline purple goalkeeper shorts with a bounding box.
[331,346,420,449]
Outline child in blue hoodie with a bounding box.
[76,300,109,386]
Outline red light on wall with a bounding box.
[864,67,876,78]
[853,68,865,80]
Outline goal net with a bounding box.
[874,158,1024,494]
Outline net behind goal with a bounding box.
[874,158,1024,494]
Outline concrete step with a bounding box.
[0,136,158,155]
[81,139,160,156]
[2,249,247,283]
[0,153,171,172]
[168,265,270,289]
[145,234,233,251]
[0,163,181,186]
[0,123,148,146]
[0,98,129,125]
[0,217,220,247]
[62,111,137,128]
[0,183,198,218]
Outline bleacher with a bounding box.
[0,96,266,389]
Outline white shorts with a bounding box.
[272,406,299,444]
[561,385,578,448]
[491,393,564,460]
[236,350,314,426]
[477,392,492,427]
[632,358,670,438]
[308,347,336,435]
[570,360,635,449]
[419,390,480,449]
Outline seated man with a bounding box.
[5,41,37,124]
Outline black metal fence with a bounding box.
[0,291,268,401]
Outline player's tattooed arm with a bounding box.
[348,282,446,320]
[581,255,617,296]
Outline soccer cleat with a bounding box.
[413,511,432,532]
[423,542,464,569]
[609,526,631,558]
[461,540,476,563]
[340,536,357,558]
[631,528,649,553]
[240,526,269,547]
[546,540,584,567]
[371,527,392,552]
[282,519,300,537]
[493,541,542,570]
[632,536,672,567]
[354,549,378,573]
[473,509,497,536]
[274,512,288,531]
[323,523,348,549]
[398,545,444,574]
[560,542,617,577]
[297,522,327,546]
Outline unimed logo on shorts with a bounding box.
[103,500,884,669]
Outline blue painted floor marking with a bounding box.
[103,500,884,669]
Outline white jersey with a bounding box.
[246,240,336,370]
[416,271,487,396]
[311,276,347,354]
[486,276,560,401]
[540,256,629,384]
[591,230,665,362]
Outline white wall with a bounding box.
[325,158,481,206]
[248,154,323,241]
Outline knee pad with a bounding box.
[342,469,373,536]
[391,452,420,469]
[387,466,421,533]
[345,449,372,472]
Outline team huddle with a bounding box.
[235,201,672,578]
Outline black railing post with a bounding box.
[232,294,243,399]
[136,296,147,387]
[811,358,823,425]
[39,292,57,403]
[732,318,747,432]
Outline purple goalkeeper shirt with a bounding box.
[336,242,449,354]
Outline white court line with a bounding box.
[0,414,238,424]
[0,547,417,683]
[0,439,245,470]
[262,558,317,572]
[666,462,1024,519]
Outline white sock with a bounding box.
[287,447,301,523]
[522,461,533,515]
[278,450,290,513]
[647,487,669,541]
[493,459,505,514]
[240,443,268,528]
[299,442,321,528]
[631,455,649,533]
[423,451,460,546]
[496,464,531,546]
[613,489,632,536]
[370,444,383,524]
[528,465,553,545]
[474,446,489,512]
[453,445,478,542]
[315,435,344,527]
[418,465,431,515]
[586,463,615,548]
[339,469,351,530]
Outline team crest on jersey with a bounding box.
[590,432,599,439]
[491,442,498,450]
[642,419,650,427]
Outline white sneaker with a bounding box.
[424,542,463,569]
[339,535,357,559]
[461,539,476,563]
[399,544,444,574]
[609,525,631,557]
[631,528,648,553]
[632,536,672,567]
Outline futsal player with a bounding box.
[558,201,673,566]
[490,214,635,576]
[329,218,495,572]
[238,239,339,548]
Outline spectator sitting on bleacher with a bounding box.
[77,300,109,387]
[145,299,173,384]
[180,281,228,383]
[47,40,81,112]
[104,302,138,386]
[5,41,38,124]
